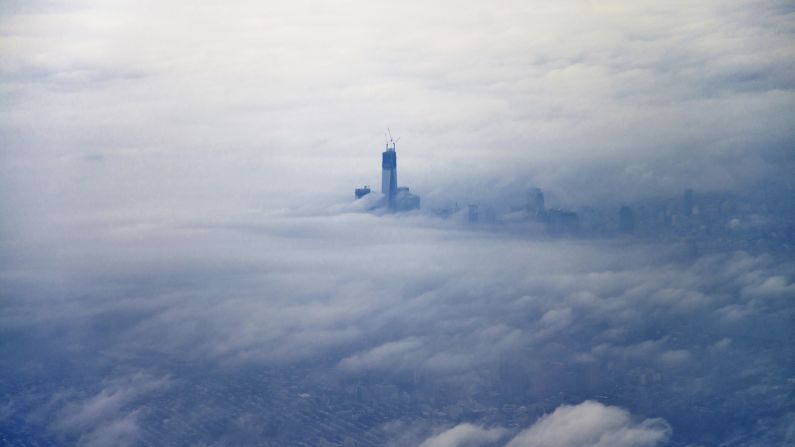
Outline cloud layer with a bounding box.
[505,401,670,447]
[1,1,794,445]
[2,210,793,444]
[415,401,670,447]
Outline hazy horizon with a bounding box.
[1,1,794,446]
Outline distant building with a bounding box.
[355,186,371,199]
[528,188,545,218]
[468,204,479,223]
[354,131,420,211]
[382,145,398,201]
[546,209,580,234]
[394,187,421,211]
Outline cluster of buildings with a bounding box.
[509,188,581,234]
[350,136,793,254]
[465,185,793,252]
[354,134,420,212]
[446,187,580,235]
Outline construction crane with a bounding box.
[386,128,400,150]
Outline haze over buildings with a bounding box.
[1,1,794,446]
[354,131,420,212]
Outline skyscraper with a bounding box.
[382,142,397,202]
[354,186,371,199]
[354,131,419,211]
[527,188,545,219]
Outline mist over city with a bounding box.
[1,1,794,446]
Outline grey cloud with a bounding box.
[1,0,794,445]
[42,373,171,447]
[1,0,793,217]
[339,337,425,373]
[1,209,792,444]
[75,410,140,447]
[6,213,791,376]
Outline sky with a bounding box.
[1,0,794,219]
[1,1,794,446]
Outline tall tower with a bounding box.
[381,132,398,203]
[528,188,545,218]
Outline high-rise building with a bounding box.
[382,143,398,202]
[354,186,371,199]
[354,131,419,211]
[528,188,545,217]
[394,186,420,211]
[546,209,580,234]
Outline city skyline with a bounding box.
[354,131,421,212]
[1,1,793,446]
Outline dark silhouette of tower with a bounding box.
[527,188,545,219]
[382,143,397,203]
[355,130,419,211]
[354,186,371,199]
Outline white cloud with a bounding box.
[45,373,171,446]
[414,401,670,447]
[78,410,141,447]
[2,210,792,445]
[419,423,509,447]
[339,337,424,372]
[505,401,670,447]
[0,2,792,443]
